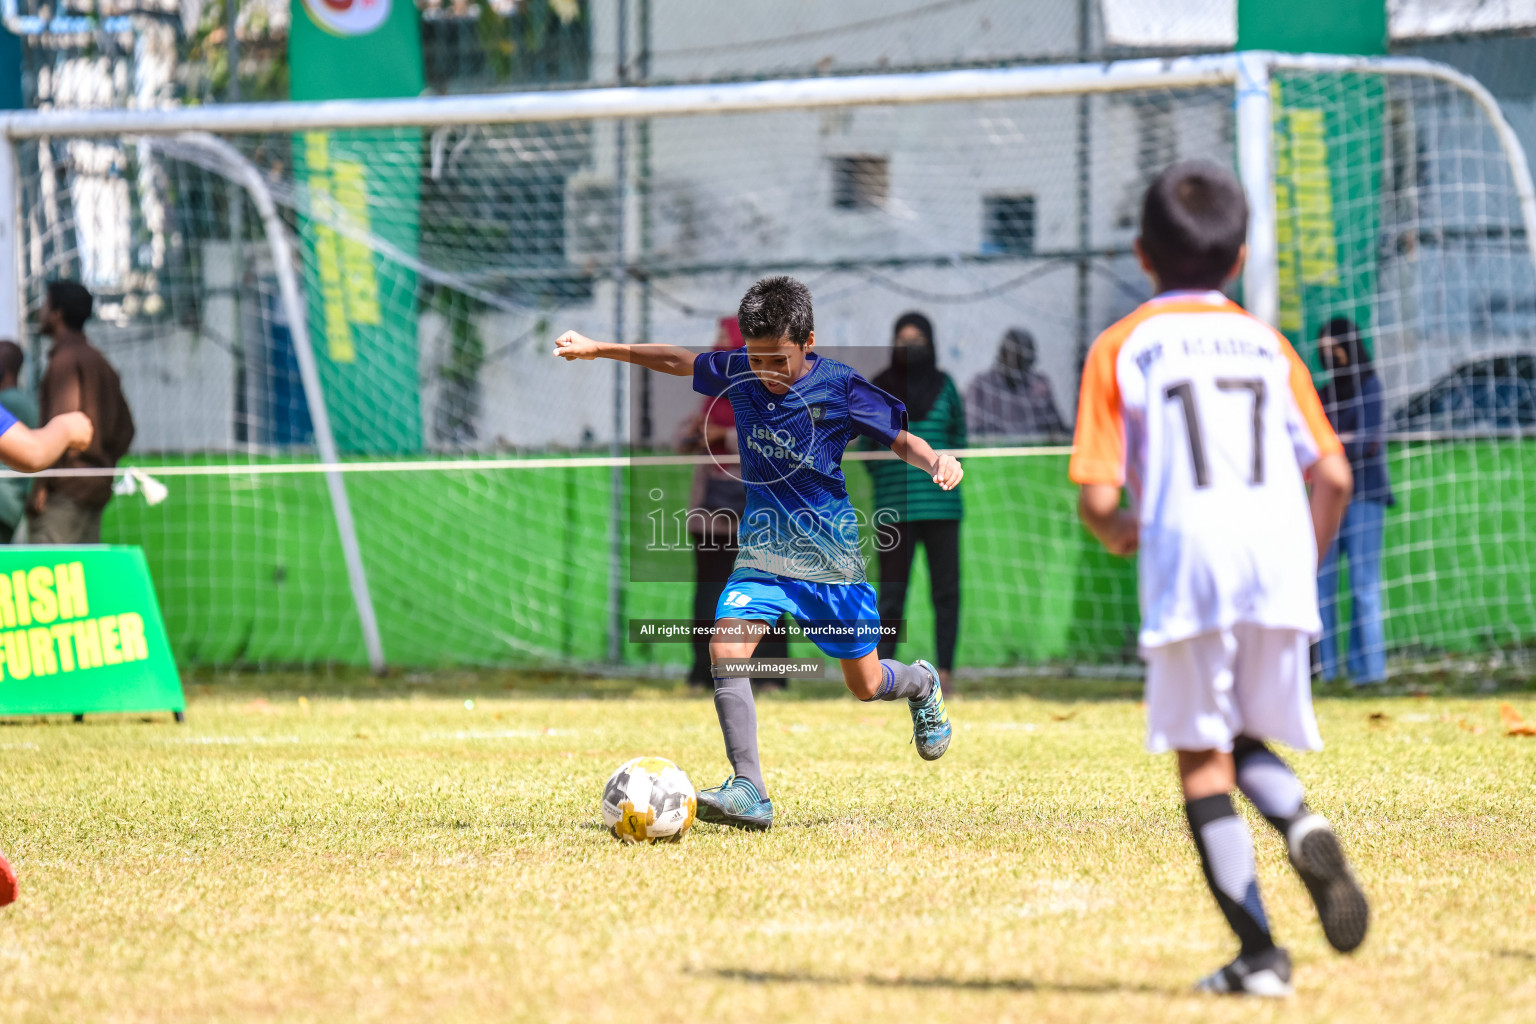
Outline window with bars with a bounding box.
[832,156,889,210]
[983,194,1036,255]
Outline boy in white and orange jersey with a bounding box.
[1071,162,1368,997]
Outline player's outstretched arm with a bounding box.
[1307,451,1353,563]
[889,430,963,490]
[0,412,93,474]
[1078,483,1138,556]
[552,331,695,376]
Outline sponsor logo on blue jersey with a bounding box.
[693,351,905,584]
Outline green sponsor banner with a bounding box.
[289,0,425,453]
[1270,72,1386,360]
[1239,0,1387,365]
[0,547,183,716]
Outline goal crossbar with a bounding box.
[0,52,1518,141]
[2,56,1240,138]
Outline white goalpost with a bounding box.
[2,51,1533,674]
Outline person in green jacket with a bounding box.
[867,312,966,691]
[0,341,39,543]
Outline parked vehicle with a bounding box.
[1392,353,1536,433]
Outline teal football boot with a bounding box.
[908,659,952,761]
[695,775,774,831]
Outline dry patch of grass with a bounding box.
[0,680,1532,1023]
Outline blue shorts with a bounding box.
[715,569,882,660]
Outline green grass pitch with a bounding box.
[0,674,1533,1022]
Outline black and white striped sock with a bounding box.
[1186,792,1275,956]
[1234,736,1308,836]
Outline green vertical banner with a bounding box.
[1240,0,1387,363]
[289,0,425,452]
[1270,73,1386,355]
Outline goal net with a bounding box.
[5,54,1534,676]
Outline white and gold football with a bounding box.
[601,756,697,844]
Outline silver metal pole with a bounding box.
[1236,52,1279,327]
[0,139,20,340]
[1074,0,1092,367]
[225,0,241,104]
[220,0,251,448]
[608,0,629,666]
[151,134,386,673]
[226,0,249,450]
[232,194,257,451]
[637,0,653,445]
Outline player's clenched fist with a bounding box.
[553,331,602,360]
[931,453,963,491]
[56,411,94,451]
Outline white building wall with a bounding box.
[94,240,239,452]
[589,0,1088,85]
[98,322,235,452]
[463,82,1234,449]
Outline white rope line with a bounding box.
[8,427,1515,479]
[0,445,1075,479]
[1,428,1522,479]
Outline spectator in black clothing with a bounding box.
[869,312,966,691]
[1316,317,1393,684]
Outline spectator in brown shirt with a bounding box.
[26,280,135,544]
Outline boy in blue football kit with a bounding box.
[556,277,959,830]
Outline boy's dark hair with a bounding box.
[0,341,23,382]
[1139,161,1249,291]
[45,279,94,330]
[737,276,814,346]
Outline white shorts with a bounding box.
[1143,624,1322,754]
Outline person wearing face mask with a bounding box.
[867,312,966,692]
[965,327,1068,439]
[1316,317,1393,685]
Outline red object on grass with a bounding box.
[0,848,16,907]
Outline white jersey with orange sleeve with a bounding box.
[1069,291,1345,649]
